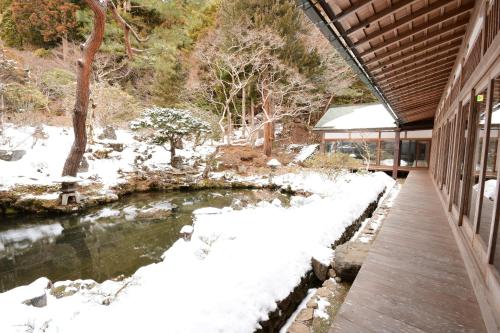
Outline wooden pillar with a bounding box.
[458,90,477,226]
[392,130,401,179]
[320,134,325,153]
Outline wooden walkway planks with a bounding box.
[330,170,487,333]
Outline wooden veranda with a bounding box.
[330,171,486,332]
[299,0,500,330]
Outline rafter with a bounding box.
[391,97,443,111]
[376,59,455,84]
[346,0,420,35]
[381,68,452,90]
[360,10,471,57]
[386,79,448,99]
[363,31,463,66]
[389,91,445,104]
[353,0,455,46]
[370,48,458,75]
[333,0,373,21]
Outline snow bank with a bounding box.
[0,171,394,333]
[0,124,216,191]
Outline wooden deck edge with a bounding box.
[432,173,500,332]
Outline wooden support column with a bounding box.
[458,91,477,226]
[393,130,401,179]
[320,134,326,153]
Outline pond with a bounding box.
[0,189,290,292]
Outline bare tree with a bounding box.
[196,26,283,144]
[61,0,145,181]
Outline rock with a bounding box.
[288,322,310,333]
[267,158,281,168]
[0,149,26,161]
[316,287,331,298]
[78,156,89,173]
[180,225,194,241]
[171,156,183,169]
[98,126,117,140]
[334,277,342,283]
[296,308,314,323]
[323,278,336,291]
[22,293,47,308]
[106,142,124,152]
[328,269,336,278]
[311,257,329,282]
[93,148,113,159]
[333,241,370,282]
[306,298,318,309]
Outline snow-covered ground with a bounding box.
[0,171,394,333]
[0,123,216,191]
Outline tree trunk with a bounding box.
[263,86,273,157]
[62,34,68,62]
[241,87,246,138]
[170,137,176,159]
[250,99,255,147]
[227,108,232,145]
[62,0,107,178]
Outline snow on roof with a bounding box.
[314,103,397,131]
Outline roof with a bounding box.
[299,0,475,124]
[314,103,397,131]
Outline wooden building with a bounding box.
[300,0,500,330]
[314,103,433,174]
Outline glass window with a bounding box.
[465,89,488,228]
[329,141,377,166]
[416,141,430,167]
[380,141,395,166]
[400,140,417,167]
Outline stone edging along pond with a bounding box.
[0,170,275,217]
[255,189,386,333]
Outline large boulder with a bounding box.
[0,149,26,161]
[332,241,370,282]
[311,257,329,282]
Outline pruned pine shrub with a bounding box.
[304,152,361,180]
[131,107,211,161]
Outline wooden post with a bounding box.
[458,91,477,226]
[392,130,401,179]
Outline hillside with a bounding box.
[0,0,375,134]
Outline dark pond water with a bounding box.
[0,189,289,292]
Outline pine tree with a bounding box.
[131,107,211,162]
[10,0,79,49]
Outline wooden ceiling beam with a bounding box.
[386,79,448,99]
[360,9,471,57]
[363,32,463,66]
[353,0,455,46]
[391,97,442,111]
[390,96,443,110]
[346,0,419,35]
[386,79,448,97]
[399,106,437,116]
[397,107,437,118]
[376,60,455,84]
[389,91,444,105]
[381,68,452,90]
[371,48,458,75]
[383,75,451,96]
[334,0,373,21]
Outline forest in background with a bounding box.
[0,0,376,143]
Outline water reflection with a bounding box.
[0,189,289,292]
